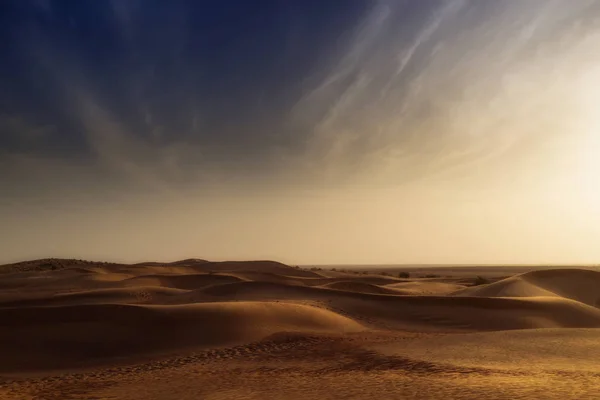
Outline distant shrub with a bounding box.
[331,268,337,271]
[473,276,490,286]
[424,274,440,278]
[398,272,410,279]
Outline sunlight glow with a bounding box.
[571,65,600,215]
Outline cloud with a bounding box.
[385,0,466,95]
[284,0,600,191]
[4,0,600,199]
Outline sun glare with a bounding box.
[570,65,600,214]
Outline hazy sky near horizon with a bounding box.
[2,0,600,265]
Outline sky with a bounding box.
[2,0,600,265]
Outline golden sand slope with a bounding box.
[386,281,466,295]
[0,301,363,372]
[321,281,406,294]
[371,328,600,373]
[453,269,600,307]
[3,329,600,400]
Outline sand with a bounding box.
[0,259,599,399]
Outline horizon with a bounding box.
[4,256,600,270]
[3,1,600,265]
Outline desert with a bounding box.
[1,259,599,399]
[4,1,600,399]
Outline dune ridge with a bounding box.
[452,269,600,307]
[0,301,364,372]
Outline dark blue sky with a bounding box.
[0,1,373,162]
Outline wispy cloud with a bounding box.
[4,0,600,198]
[288,0,600,188]
[384,0,466,97]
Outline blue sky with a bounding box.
[0,0,371,191]
[2,1,600,264]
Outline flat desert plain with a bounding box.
[1,259,600,399]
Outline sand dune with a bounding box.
[321,281,405,295]
[0,301,363,372]
[120,273,245,290]
[0,286,187,308]
[194,260,322,278]
[1,259,599,399]
[132,259,209,267]
[309,275,405,286]
[202,280,321,298]
[386,281,466,295]
[371,328,600,373]
[453,269,600,307]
